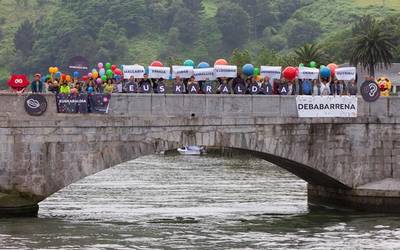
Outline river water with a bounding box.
[0,155,400,249]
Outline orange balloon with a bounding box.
[214,59,228,66]
[66,75,71,82]
[327,63,338,69]
[92,71,99,79]
[54,67,59,73]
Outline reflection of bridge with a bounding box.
[1,94,400,216]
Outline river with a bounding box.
[0,155,399,249]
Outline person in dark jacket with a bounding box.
[31,73,44,93]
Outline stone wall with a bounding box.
[0,94,399,210]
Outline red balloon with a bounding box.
[150,60,164,67]
[214,59,228,66]
[114,68,123,76]
[61,74,66,81]
[327,63,338,77]
[111,64,117,71]
[8,74,29,90]
[283,67,297,81]
[82,75,89,81]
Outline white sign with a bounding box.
[335,67,356,81]
[296,96,357,118]
[298,67,319,80]
[123,64,145,79]
[148,66,171,79]
[260,66,282,80]
[172,66,194,79]
[193,68,216,81]
[214,65,237,78]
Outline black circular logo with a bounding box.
[361,81,380,102]
[25,94,47,116]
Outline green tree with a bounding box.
[14,20,35,56]
[286,19,321,48]
[350,16,396,77]
[215,3,250,52]
[172,7,200,44]
[230,48,252,69]
[294,43,329,66]
[95,20,128,63]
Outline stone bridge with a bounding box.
[1,94,400,216]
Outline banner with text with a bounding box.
[298,67,319,80]
[88,94,111,114]
[123,65,145,79]
[260,66,282,80]
[214,65,237,78]
[193,68,216,81]
[148,66,171,79]
[335,67,356,81]
[296,96,357,118]
[56,94,89,114]
[172,66,194,79]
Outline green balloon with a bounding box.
[309,61,317,68]
[101,75,107,82]
[254,67,260,76]
[105,62,111,70]
[106,69,113,77]
[299,63,305,68]
[184,59,195,67]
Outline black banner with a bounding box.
[56,94,88,113]
[89,94,111,114]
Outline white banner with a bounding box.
[214,65,237,78]
[172,66,194,79]
[260,66,282,80]
[193,68,216,81]
[123,65,145,79]
[298,67,319,80]
[148,66,171,79]
[296,96,357,118]
[335,67,356,81]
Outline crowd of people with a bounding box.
[26,72,359,96]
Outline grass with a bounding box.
[352,0,400,9]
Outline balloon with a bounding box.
[242,64,254,76]
[96,78,103,84]
[327,63,338,77]
[114,68,122,76]
[320,66,331,78]
[46,74,51,80]
[54,67,59,73]
[111,64,117,71]
[92,68,98,74]
[115,75,121,81]
[283,67,297,81]
[88,73,93,78]
[70,88,77,94]
[88,86,94,93]
[197,62,210,68]
[101,75,107,82]
[49,67,54,74]
[150,60,163,67]
[55,72,61,78]
[105,63,111,70]
[61,74,66,81]
[82,76,88,81]
[106,69,113,77]
[299,63,305,68]
[73,71,80,78]
[99,68,106,76]
[98,62,104,69]
[309,61,317,68]
[256,75,262,81]
[66,75,72,82]
[92,71,99,79]
[184,59,195,67]
[254,67,260,76]
[214,59,228,66]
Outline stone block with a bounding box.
[252,96,281,117]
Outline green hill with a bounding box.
[0,0,399,83]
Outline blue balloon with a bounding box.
[73,71,79,78]
[320,67,331,78]
[115,75,121,81]
[87,86,94,94]
[55,72,61,78]
[99,68,106,76]
[302,80,312,95]
[242,64,254,76]
[197,62,210,69]
[145,68,149,75]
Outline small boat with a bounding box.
[177,145,207,155]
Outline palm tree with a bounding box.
[294,43,329,66]
[350,16,396,77]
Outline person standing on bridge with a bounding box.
[30,73,44,93]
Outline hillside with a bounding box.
[0,0,399,84]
